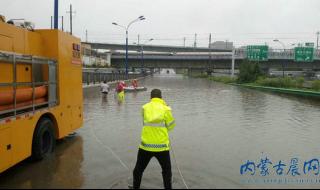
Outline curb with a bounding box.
[233,84,320,98]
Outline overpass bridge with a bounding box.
[83,42,232,53]
[110,49,320,72]
[83,42,320,73]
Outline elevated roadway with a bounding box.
[83,42,232,53]
[111,50,320,71]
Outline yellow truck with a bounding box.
[0,17,83,173]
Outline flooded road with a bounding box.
[1,74,320,189]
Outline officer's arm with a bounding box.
[141,107,145,124]
[165,108,176,132]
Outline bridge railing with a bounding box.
[82,72,145,86]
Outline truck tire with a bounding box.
[31,118,55,161]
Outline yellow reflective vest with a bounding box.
[117,91,125,102]
[139,98,176,152]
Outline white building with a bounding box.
[210,41,234,50]
[81,43,111,67]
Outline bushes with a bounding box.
[208,76,237,84]
[255,77,320,92]
[296,77,305,88]
[256,77,305,88]
[312,80,320,91]
[237,61,262,83]
[237,60,310,90]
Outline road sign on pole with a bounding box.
[294,47,314,62]
[246,45,269,61]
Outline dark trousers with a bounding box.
[133,148,172,189]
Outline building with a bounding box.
[210,41,234,50]
[81,43,111,67]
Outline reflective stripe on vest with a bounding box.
[141,142,168,149]
[166,120,175,127]
[143,122,167,128]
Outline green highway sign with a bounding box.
[246,45,269,61]
[294,47,314,62]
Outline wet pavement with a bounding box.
[1,74,320,189]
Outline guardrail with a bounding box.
[82,72,147,86]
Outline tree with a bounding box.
[238,60,262,83]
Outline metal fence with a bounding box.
[82,72,146,85]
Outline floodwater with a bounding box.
[1,73,320,189]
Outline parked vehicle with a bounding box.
[0,16,83,173]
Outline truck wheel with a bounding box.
[31,118,55,161]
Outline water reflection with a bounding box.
[0,135,84,189]
[1,75,320,188]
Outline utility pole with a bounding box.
[54,0,58,29]
[70,4,73,35]
[86,30,88,42]
[183,37,186,47]
[67,4,76,35]
[317,31,320,50]
[209,33,213,74]
[194,33,197,48]
[61,16,64,31]
[231,48,235,77]
[51,16,53,29]
[138,34,140,45]
[51,15,63,31]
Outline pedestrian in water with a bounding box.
[116,81,126,102]
[132,79,138,89]
[133,89,176,189]
[100,80,110,95]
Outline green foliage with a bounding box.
[209,76,237,84]
[237,60,262,83]
[312,80,320,91]
[256,77,305,88]
[296,77,305,88]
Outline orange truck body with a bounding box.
[0,20,83,173]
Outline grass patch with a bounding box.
[255,77,305,89]
[208,76,237,84]
[312,80,320,91]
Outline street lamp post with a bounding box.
[112,16,146,79]
[134,38,153,73]
[54,0,59,29]
[274,39,286,78]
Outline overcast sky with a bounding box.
[1,0,320,48]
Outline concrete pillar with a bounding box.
[231,49,235,77]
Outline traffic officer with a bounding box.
[133,89,176,189]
